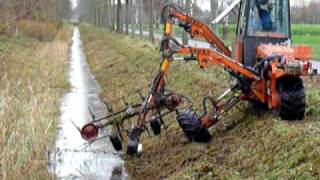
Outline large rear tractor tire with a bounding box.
[278,77,306,121]
[176,110,211,142]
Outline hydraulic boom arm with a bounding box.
[160,5,260,82]
[161,5,232,57]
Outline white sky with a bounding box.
[70,0,77,9]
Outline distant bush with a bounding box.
[17,20,59,41]
[0,25,7,35]
[0,16,11,35]
[216,24,237,35]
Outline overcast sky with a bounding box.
[71,0,320,11]
[71,0,77,9]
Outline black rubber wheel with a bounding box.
[150,118,161,135]
[126,143,138,156]
[109,133,122,151]
[278,77,306,121]
[176,110,211,142]
[126,127,143,155]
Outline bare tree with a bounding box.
[112,0,115,31]
[107,0,112,29]
[182,0,190,45]
[116,0,122,32]
[210,0,218,33]
[219,1,230,40]
[149,0,154,43]
[138,0,143,38]
[130,0,135,35]
[125,0,129,34]
[97,5,101,26]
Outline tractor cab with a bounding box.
[233,0,291,66]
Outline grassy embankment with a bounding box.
[81,24,320,179]
[0,25,71,179]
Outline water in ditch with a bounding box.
[49,26,127,179]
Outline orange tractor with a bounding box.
[80,0,316,155]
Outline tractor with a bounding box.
[80,0,316,155]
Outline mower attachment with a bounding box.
[79,89,193,155]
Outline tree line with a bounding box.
[291,0,320,24]
[78,0,226,44]
[0,0,71,37]
[1,0,317,40]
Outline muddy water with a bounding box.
[49,27,126,179]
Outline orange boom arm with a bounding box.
[163,5,231,57]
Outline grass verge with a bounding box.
[80,24,320,179]
[0,25,71,179]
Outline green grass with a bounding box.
[291,24,320,36]
[0,38,10,52]
[80,24,320,180]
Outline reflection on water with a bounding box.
[49,27,126,179]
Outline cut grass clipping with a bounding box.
[80,24,320,179]
[0,25,71,179]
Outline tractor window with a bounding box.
[247,0,289,37]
